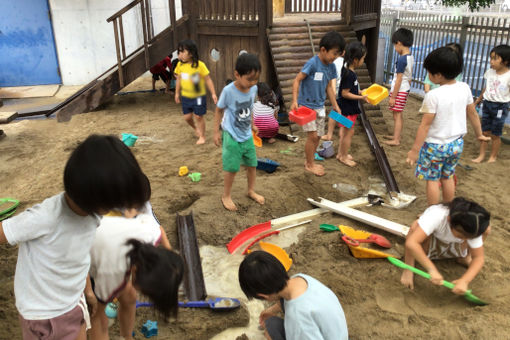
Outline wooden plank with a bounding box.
[0,111,18,124]
[112,19,124,88]
[197,23,258,36]
[107,0,141,22]
[119,16,126,59]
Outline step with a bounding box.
[270,25,353,34]
[269,31,356,42]
[271,20,347,28]
[273,52,313,61]
[271,45,314,54]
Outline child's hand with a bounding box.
[452,279,469,295]
[478,135,491,142]
[290,101,298,112]
[85,292,98,317]
[214,131,221,147]
[212,94,218,105]
[406,149,419,166]
[429,268,444,286]
[389,97,396,107]
[259,307,277,327]
[252,125,259,135]
[362,94,369,103]
[175,93,180,104]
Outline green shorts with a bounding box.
[222,131,258,172]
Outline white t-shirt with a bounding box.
[2,193,100,319]
[418,205,483,249]
[333,56,345,95]
[419,81,473,144]
[89,202,161,302]
[483,68,510,103]
[391,54,414,93]
[284,274,348,340]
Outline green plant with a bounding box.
[435,0,495,11]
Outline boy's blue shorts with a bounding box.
[481,100,508,136]
[415,137,463,181]
[181,95,207,116]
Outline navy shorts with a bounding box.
[481,100,508,136]
[152,70,170,82]
[181,95,207,116]
[264,298,286,340]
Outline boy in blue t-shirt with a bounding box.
[291,31,346,176]
[214,53,264,211]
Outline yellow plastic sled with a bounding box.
[259,241,293,271]
[338,225,395,259]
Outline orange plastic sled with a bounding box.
[259,241,293,271]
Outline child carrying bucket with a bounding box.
[336,41,369,167]
[401,197,491,295]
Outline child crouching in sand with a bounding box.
[401,197,491,295]
[253,82,280,144]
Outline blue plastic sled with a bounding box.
[329,110,353,129]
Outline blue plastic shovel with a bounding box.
[329,110,353,129]
[136,297,241,310]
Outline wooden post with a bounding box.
[385,14,398,84]
[140,0,150,69]
[119,16,126,59]
[187,0,198,42]
[343,0,352,25]
[459,16,468,52]
[267,0,273,27]
[367,0,382,82]
[145,0,153,40]
[113,18,125,88]
[284,0,291,13]
[169,0,177,47]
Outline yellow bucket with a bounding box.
[361,84,389,106]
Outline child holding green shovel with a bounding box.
[401,197,491,295]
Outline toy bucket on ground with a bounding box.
[317,141,335,158]
[121,133,138,147]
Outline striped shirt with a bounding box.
[253,101,279,138]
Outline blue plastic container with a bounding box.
[329,110,353,129]
[256,158,280,173]
[121,133,138,147]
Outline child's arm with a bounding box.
[204,74,218,104]
[258,300,282,327]
[466,103,490,142]
[389,73,403,107]
[174,74,181,103]
[405,220,444,285]
[452,246,484,295]
[159,226,172,250]
[291,72,307,111]
[474,88,485,106]
[0,222,6,244]
[424,84,431,93]
[341,88,369,103]
[213,107,225,147]
[84,274,98,317]
[327,79,342,113]
[406,113,434,165]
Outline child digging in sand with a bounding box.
[290,31,345,176]
[253,82,280,144]
[213,53,264,211]
[400,197,491,296]
[336,41,369,167]
[174,39,218,144]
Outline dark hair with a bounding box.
[257,82,278,108]
[319,31,346,53]
[177,39,199,68]
[235,53,261,76]
[392,28,413,47]
[344,41,367,68]
[64,134,151,215]
[448,197,490,238]
[127,239,184,319]
[491,44,510,66]
[238,251,289,300]
[423,46,463,80]
[225,78,233,85]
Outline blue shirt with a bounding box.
[217,82,257,142]
[284,274,349,340]
[298,55,337,109]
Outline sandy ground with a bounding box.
[1,76,509,339]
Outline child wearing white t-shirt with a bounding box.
[472,44,510,163]
[88,202,183,340]
[406,46,488,206]
[322,55,345,141]
[0,134,151,340]
[400,197,491,296]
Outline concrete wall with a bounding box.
[49,0,182,85]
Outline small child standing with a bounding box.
[291,31,346,176]
[384,28,414,146]
[0,134,151,340]
[400,197,491,296]
[472,44,510,163]
[150,55,172,92]
[253,82,280,144]
[174,39,218,144]
[213,53,264,211]
[322,53,346,141]
[336,41,369,167]
[406,46,487,205]
[239,251,349,340]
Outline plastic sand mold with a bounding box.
[178,166,189,176]
[338,225,395,259]
[121,133,138,147]
[188,172,201,182]
[253,132,262,147]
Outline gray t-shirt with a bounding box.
[3,193,100,319]
[284,274,348,340]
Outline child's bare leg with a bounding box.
[195,115,206,144]
[152,78,156,91]
[222,171,237,211]
[336,127,356,167]
[304,131,324,176]
[488,135,501,163]
[88,301,109,340]
[384,112,402,146]
[118,282,137,340]
[321,118,336,141]
[426,180,441,206]
[183,113,197,134]
[439,176,455,203]
[246,166,264,205]
[472,132,490,163]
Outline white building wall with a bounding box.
[49,0,182,85]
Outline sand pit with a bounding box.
[1,77,509,339]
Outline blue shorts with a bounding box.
[415,138,463,181]
[481,100,508,136]
[264,299,286,340]
[181,95,207,116]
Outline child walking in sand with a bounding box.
[406,46,488,206]
[239,251,349,340]
[336,41,369,167]
[0,134,151,340]
[291,31,345,176]
[213,53,264,211]
[174,39,218,144]
[384,28,414,146]
[400,197,491,295]
[88,202,183,340]
[472,44,510,163]
[253,82,280,144]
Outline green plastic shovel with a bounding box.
[0,198,19,220]
[387,257,488,306]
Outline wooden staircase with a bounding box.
[268,18,386,133]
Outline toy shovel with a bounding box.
[387,257,488,306]
[320,224,391,248]
[137,298,241,310]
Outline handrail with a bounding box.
[107,0,142,22]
